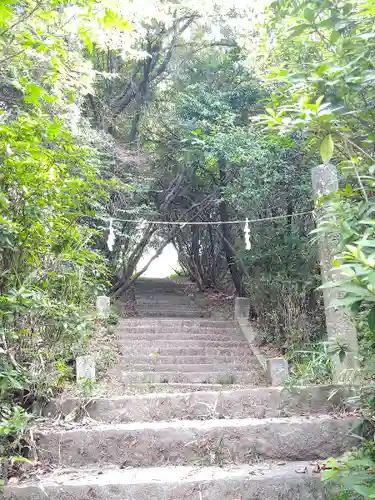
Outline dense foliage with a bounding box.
[260,0,375,497]
[0,0,119,475]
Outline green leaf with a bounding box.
[304,8,315,22]
[360,240,375,247]
[24,83,44,106]
[11,456,32,465]
[330,31,340,43]
[79,29,93,54]
[353,484,375,497]
[368,307,375,331]
[368,271,375,287]
[0,2,14,27]
[343,2,352,15]
[339,348,347,363]
[288,23,310,38]
[342,284,375,298]
[320,134,334,164]
[351,300,362,314]
[322,468,340,480]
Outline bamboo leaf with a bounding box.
[320,134,334,164]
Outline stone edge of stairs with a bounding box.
[45,384,353,422]
[3,462,326,500]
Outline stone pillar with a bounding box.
[312,164,359,381]
[267,358,289,386]
[76,355,96,384]
[96,295,110,319]
[234,297,250,321]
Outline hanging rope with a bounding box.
[106,210,314,252]
[109,210,313,226]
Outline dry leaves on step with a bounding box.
[7,477,20,485]
[295,466,307,474]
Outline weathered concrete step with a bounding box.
[117,371,259,384]
[117,332,246,342]
[136,278,190,286]
[118,355,255,365]
[135,284,188,291]
[122,363,248,373]
[136,289,187,295]
[110,383,248,393]
[120,320,236,328]
[136,309,211,318]
[136,305,203,312]
[135,298,197,304]
[119,346,254,357]
[36,416,357,467]
[135,303,198,309]
[3,462,326,499]
[46,385,351,423]
[118,340,251,350]
[118,326,240,334]
[135,303,201,308]
[136,279,189,287]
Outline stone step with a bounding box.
[136,303,198,309]
[136,279,189,286]
[135,284,189,291]
[119,345,254,357]
[136,289,187,295]
[121,363,248,373]
[118,326,240,334]
[111,383,248,393]
[135,297,196,304]
[136,304,202,311]
[117,355,255,365]
[117,332,246,342]
[118,340,251,350]
[135,309,211,318]
[135,298,197,304]
[136,278,190,285]
[3,462,326,499]
[120,320,236,328]
[45,385,351,423]
[117,371,260,384]
[36,416,357,468]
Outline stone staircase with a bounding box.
[4,278,357,499]
[134,277,211,318]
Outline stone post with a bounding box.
[267,358,289,386]
[234,297,250,321]
[96,295,110,319]
[312,164,359,381]
[76,355,96,384]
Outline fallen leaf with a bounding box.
[295,467,308,474]
[8,477,20,484]
[319,463,332,471]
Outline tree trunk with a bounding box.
[219,157,245,296]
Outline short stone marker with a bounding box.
[76,355,96,384]
[96,295,110,319]
[234,297,250,319]
[267,358,289,386]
